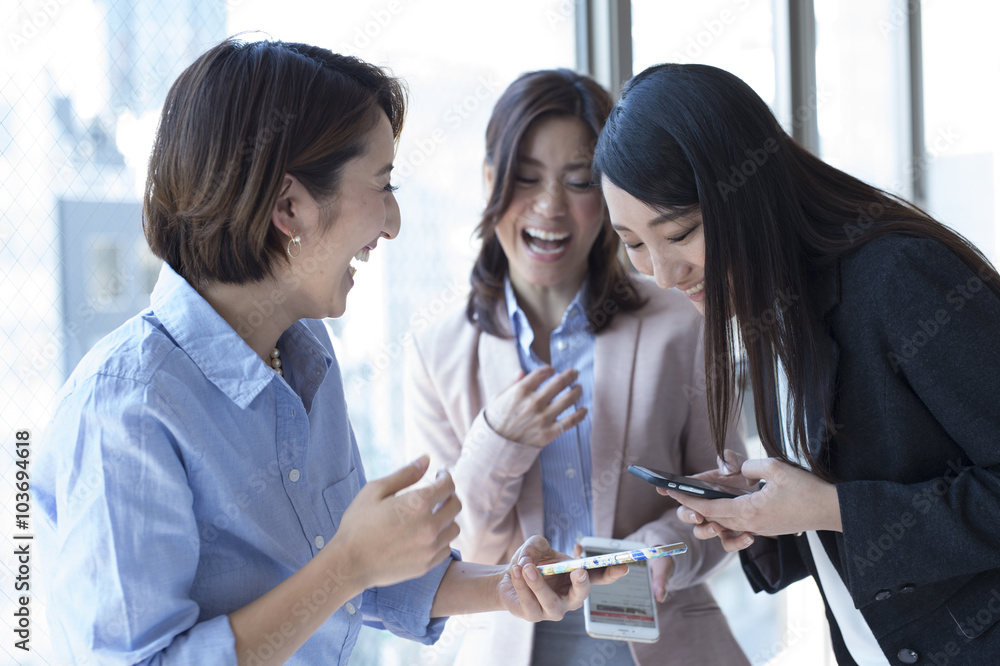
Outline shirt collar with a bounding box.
[150,263,332,409]
[504,277,590,356]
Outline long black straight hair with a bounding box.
[594,63,1000,479]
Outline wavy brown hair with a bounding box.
[595,63,1000,479]
[144,37,406,289]
[467,68,644,335]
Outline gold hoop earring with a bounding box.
[286,232,302,258]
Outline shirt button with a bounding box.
[875,589,892,601]
[900,583,915,594]
[565,467,576,478]
[345,602,356,615]
[315,535,325,549]
[896,648,919,664]
[288,469,300,482]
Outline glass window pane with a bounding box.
[632,0,776,110]
[815,0,909,198]
[922,1,998,261]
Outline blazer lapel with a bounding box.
[476,309,546,541]
[591,310,641,537]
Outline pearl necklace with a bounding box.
[269,347,283,376]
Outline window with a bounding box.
[921,0,998,261]
[632,0,776,110]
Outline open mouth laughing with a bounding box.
[522,226,571,257]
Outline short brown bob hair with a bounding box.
[468,68,644,335]
[143,37,406,288]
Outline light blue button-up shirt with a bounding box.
[504,279,595,555]
[36,263,453,665]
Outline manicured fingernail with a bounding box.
[512,564,522,580]
[744,535,754,547]
[707,525,716,535]
[573,569,587,583]
[524,564,538,581]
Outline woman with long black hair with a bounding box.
[595,63,1000,665]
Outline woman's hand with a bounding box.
[669,453,842,553]
[497,536,627,621]
[665,450,757,552]
[484,367,587,448]
[330,455,461,589]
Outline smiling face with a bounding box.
[279,113,399,319]
[602,177,707,314]
[491,115,605,295]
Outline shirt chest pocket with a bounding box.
[322,467,361,534]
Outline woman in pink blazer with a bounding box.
[405,69,749,666]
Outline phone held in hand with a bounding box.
[580,537,662,643]
[627,464,752,499]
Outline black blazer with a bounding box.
[740,235,1000,666]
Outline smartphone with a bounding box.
[537,542,687,576]
[627,464,752,499]
[581,537,661,643]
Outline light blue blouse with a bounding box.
[504,279,595,555]
[36,263,453,665]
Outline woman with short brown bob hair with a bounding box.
[37,38,624,666]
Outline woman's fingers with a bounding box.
[719,531,755,552]
[676,505,705,525]
[518,366,559,394]
[534,368,580,404]
[551,407,587,437]
[544,383,584,419]
[718,449,747,476]
[689,520,755,551]
[589,563,628,586]
[509,564,545,618]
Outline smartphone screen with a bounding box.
[582,539,659,642]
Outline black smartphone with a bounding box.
[627,464,752,499]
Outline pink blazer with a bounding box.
[405,278,750,666]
